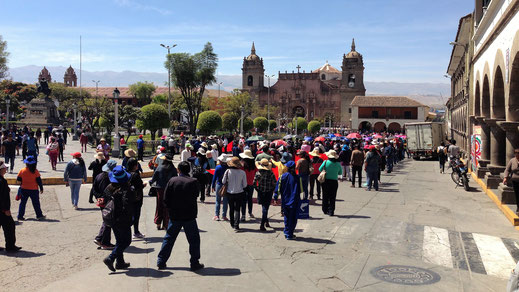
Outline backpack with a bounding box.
[192,160,207,182]
[101,185,130,227]
[101,196,116,227]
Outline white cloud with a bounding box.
[113,0,172,15]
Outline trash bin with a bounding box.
[120,144,128,158]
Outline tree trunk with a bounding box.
[150,130,156,141]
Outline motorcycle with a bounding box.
[449,157,470,191]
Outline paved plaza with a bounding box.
[0,152,517,292]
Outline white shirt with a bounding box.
[211,149,218,160]
[181,149,191,162]
[222,168,247,194]
[168,138,175,147]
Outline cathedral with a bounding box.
[241,39,366,128]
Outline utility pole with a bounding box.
[265,74,274,134]
[240,105,244,136]
[160,43,177,126]
[112,88,120,158]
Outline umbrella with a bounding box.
[315,136,326,142]
[364,137,372,141]
[304,136,313,142]
[346,133,361,139]
[327,134,336,138]
[273,139,287,147]
[372,134,383,139]
[246,135,264,142]
[283,134,293,140]
[334,133,342,137]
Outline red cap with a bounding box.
[71,152,81,158]
[160,147,166,152]
[369,145,376,150]
[180,132,184,137]
[139,135,143,138]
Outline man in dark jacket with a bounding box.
[93,160,117,249]
[157,161,204,271]
[0,161,21,252]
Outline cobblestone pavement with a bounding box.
[0,158,517,291]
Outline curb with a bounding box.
[469,171,519,229]
[6,171,154,186]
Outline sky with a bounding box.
[1,0,472,84]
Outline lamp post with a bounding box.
[5,95,10,131]
[72,103,78,140]
[217,82,223,99]
[265,74,274,134]
[160,43,177,126]
[240,105,244,136]
[92,80,100,97]
[112,88,120,158]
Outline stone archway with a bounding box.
[510,52,519,122]
[490,66,506,167]
[388,122,401,133]
[373,122,386,133]
[292,106,305,118]
[482,75,491,117]
[492,66,506,119]
[475,80,481,116]
[359,121,372,132]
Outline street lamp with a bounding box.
[240,105,244,136]
[160,43,177,126]
[217,82,223,99]
[72,103,78,140]
[112,88,120,157]
[92,80,100,97]
[265,74,275,134]
[5,95,10,131]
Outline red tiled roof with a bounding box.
[351,96,425,107]
[81,87,231,99]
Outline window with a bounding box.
[295,94,301,99]
[404,111,412,119]
[348,108,352,113]
[372,111,379,118]
[321,74,326,80]
[247,75,253,86]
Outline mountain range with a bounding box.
[7,65,450,107]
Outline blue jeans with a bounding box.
[18,189,43,219]
[69,180,82,206]
[261,204,270,225]
[386,157,393,172]
[157,219,201,266]
[283,205,298,238]
[300,174,309,200]
[241,185,254,216]
[5,155,14,171]
[366,169,379,190]
[109,223,131,262]
[214,183,228,217]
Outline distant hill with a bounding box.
[7,65,450,106]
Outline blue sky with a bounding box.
[1,0,471,83]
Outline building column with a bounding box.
[474,116,491,178]
[496,121,519,204]
[483,118,506,189]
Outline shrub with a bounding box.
[253,117,269,133]
[307,120,321,134]
[197,110,222,134]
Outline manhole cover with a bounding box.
[371,265,441,286]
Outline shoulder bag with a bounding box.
[317,161,327,183]
[218,169,229,197]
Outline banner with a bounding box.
[471,134,482,170]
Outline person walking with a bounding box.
[350,144,364,188]
[319,150,342,216]
[504,149,519,215]
[365,145,381,191]
[309,148,323,200]
[35,128,42,145]
[79,131,88,153]
[64,152,87,210]
[88,153,106,203]
[47,137,59,170]
[275,161,300,240]
[127,158,146,239]
[222,157,247,232]
[136,135,145,161]
[240,150,257,220]
[57,134,65,162]
[211,154,230,221]
[16,156,45,221]
[2,134,18,174]
[92,160,117,250]
[157,161,204,271]
[102,166,135,272]
[149,153,178,230]
[437,142,447,174]
[296,150,311,200]
[253,159,276,231]
[384,142,394,173]
[26,132,38,159]
[192,149,210,203]
[339,144,352,181]
[0,161,21,252]
[96,138,111,161]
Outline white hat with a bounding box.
[239,149,254,159]
[0,161,9,170]
[197,148,206,155]
[217,154,231,163]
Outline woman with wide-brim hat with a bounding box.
[16,156,45,221]
[319,150,342,216]
[253,158,276,231]
[222,157,247,231]
[88,152,106,203]
[239,149,256,221]
[102,165,135,272]
[309,148,323,200]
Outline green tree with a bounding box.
[98,116,113,134]
[0,80,38,104]
[223,89,257,120]
[129,81,157,106]
[222,112,239,132]
[197,110,222,135]
[307,120,321,134]
[136,103,169,140]
[238,117,254,133]
[254,104,279,121]
[120,105,140,139]
[253,117,268,133]
[290,117,308,134]
[166,42,218,134]
[269,120,277,131]
[0,35,9,80]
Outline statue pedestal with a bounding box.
[476,159,490,178]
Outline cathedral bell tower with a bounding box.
[242,42,265,96]
[340,38,366,128]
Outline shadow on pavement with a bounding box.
[3,250,46,258]
[335,215,371,219]
[378,189,400,193]
[126,246,154,254]
[25,218,61,223]
[295,236,335,244]
[76,208,100,212]
[122,268,173,278]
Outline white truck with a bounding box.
[405,122,445,160]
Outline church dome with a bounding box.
[313,61,340,73]
[245,42,261,61]
[345,38,362,59]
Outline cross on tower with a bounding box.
[296,65,301,73]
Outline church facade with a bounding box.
[241,40,366,128]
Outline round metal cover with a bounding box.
[371,265,441,286]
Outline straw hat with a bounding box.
[124,148,136,158]
[100,138,106,142]
[325,150,339,159]
[217,154,231,163]
[197,148,206,155]
[257,158,272,171]
[309,148,320,157]
[228,157,242,168]
[239,149,254,159]
[159,153,174,161]
[201,142,208,148]
[94,152,105,160]
[212,144,218,149]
